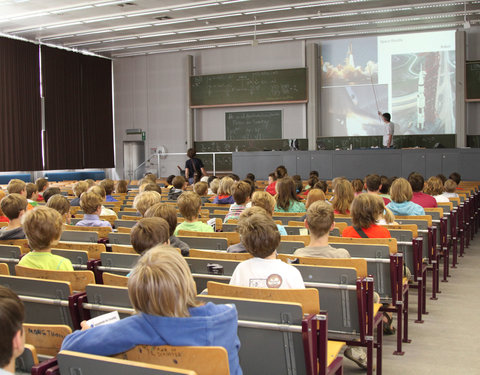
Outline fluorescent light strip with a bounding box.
[84,16,125,23]
[41,34,75,41]
[325,22,369,28]
[181,45,216,50]
[244,7,292,15]
[9,12,48,21]
[126,10,171,17]
[220,0,250,4]
[219,23,254,29]
[50,5,93,14]
[153,19,194,25]
[279,26,320,32]
[113,24,151,31]
[259,37,294,43]
[45,21,82,29]
[177,27,218,34]
[95,0,133,6]
[162,39,198,45]
[217,41,251,47]
[76,29,113,36]
[71,41,100,46]
[197,13,243,20]
[294,2,345,8]
[238,30,278,36]
[263,17,309,24]
[139,32,176,38]
[126,43,160,49]
[172,3,220,11]
[92,46,125,52]
[198,35,235,40]
[103,36,137,42]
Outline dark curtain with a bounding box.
[81,55,114,168]
[42,47,114,170]
[0,37,42,171]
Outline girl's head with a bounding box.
[424,176,444,196]
[217,177,234,196]
[332,179,354,214]
[351,179,364,195]
[305,189,326,209]
[351,194,384,229]
[116,180,128,194]
[251,191,276,216]
[275,165,288,180]
[390,178,412,203]
[128,246,201,317]
[275,177,300,210]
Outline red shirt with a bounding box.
[342,224,391,238]
[334,209,350,215]
[0,216,9,223]
[382,197,391,205]
[411,192,437,208]
[266,181,277,196]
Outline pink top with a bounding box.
[411,192,437,208]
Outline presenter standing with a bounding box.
[185,148,207,185]
[378,111,394,149]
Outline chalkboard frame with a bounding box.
[190,68,308,108]
[466,60,480,102]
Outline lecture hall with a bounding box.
[0,1,480,374]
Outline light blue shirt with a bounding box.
[75,214,112,228]
[386,201,425,216]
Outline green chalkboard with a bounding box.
[226,111,282,140]
[466,61,480,101]
[190,68,307,107]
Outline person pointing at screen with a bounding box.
[378,111,394,149]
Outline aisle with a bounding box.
[343,238,480,374]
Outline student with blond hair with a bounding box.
[332,178,354,215]
[61,246,242,375]
[70,181,89,207]
[424,176,449,203]
[213,177,235,204]
[7,179,33,210]
[76,191,112,228]
[18,207,73,271]
[88,185,117,218]
[251,191,287,235]
[442,179,459,199]
[46,194,71,224]
[133,191,162,217]
[386,178,425,216]
[174,192,213,235]
[193,181,210,204]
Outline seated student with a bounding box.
[227,207,269,253]
[18,207,73,271]
[303,175,319,194]
[229,213,304,289]
[0,190,9,223]
[265,172,276,196]
[224,181,251,223]
[332,178,354,215]
[424,176,450,203]
[168,176,187,201]
[133,191,162,217]
[294,201,350,260]
[7,179,33,210]
[207,175,218,195]
[143,183,162,194]
[365,174,391,205]
[386,178,425,216]
[442,179,459,198]
[174,192,214,236]
[88,186,117,218]
[266,165,287,196]
[274,177,306,213]
[408,172,437,208]
[145,203,190,256]
[292,175,304,195]
[208,177,220,198]
[313,180,329,195]
[35,177,49,202]
[116,180,129,194]
[131,217,170,255]
[42,187,61,203]
[351,179,364,197]
[449,172,462,189]
[379,175,391,200]
[25,183,39,207]
[193,181,210,204]
[213,177,235,204]
[343,194,391,238]
[46,194,72,224]
[165,174,175,189]
[61,246,242,375]
[0,194,27,240]
[76,191,112,228]
[245,173,255,184]
[251,191,287,235]
[100,179,117,202]
[70,181,89,207]
[0,286,25,375]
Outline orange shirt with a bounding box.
[342,224,391,239]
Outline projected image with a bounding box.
[321,37,378,87]
[391,51,456,135]
[321,85,388,136]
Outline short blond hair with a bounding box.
[238,212,280,258]
[131,217,170,255]
[177,192,201,221]
[424,176,444,196]
[193,181,208,196]
[444,179,457,193]
[1,194,27,220]
[128,246,201,317]
[73,181,89,197]
[7,179,26,195]
[46,194,71,216]
[218,177,234,196]
[88,185,106,199]
[80,191,103,214]
[100,179,115,195]
[23,207,63,250]
[306,201,334,237]
[210,178,220,194]
[251,191,275,216]
[390,178,412,203]
[133,191,162,217]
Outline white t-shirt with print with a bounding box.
[229,257,305,289]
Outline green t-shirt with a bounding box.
[275,200,306,213]
[174,221,214,236]
[18,251,74,271]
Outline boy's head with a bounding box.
[193,181,208,196]
[145,203,177,237]
[131,217,170,255]
[309,170,319,178]
[85,179,95,188]
[177,191,201,221]
[144,173,157,183]
[128,246,199,317]
[232,181,251,205]
[88,185,106,200]
[46,194,71,223]
[365,174,381,192]
[99,179,115,196]
[143,183,162,194]
[444,179,457,193]
[7,179,26,196]
[424,176,444,196]
[80,191,103,215]
[0,286,25,370]
[237,212,280,258]
[25,183,38,200]
[382,113,391,122]
[133,191,162,217]
[351,194,384,229]
[35,178,49,193]
[166,175,175,186]
[42,187,61,203]
[408,172,424,193]
[251,191,275,216]
[23,207,63,250]
[0,194,27,221]
[73,181,89,198]
[449,172,461,185]
[187,148,196,159]
[305,200,334,238]
[390,177,412,203]
[172,176,186,190]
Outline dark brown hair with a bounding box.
[131,217,170,255]
[0,286,24,367]
[276,177,301,211]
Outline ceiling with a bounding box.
[0,0,479,58]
